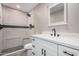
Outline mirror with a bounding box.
[48,3,67,26]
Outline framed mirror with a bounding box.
[48,3,67,26]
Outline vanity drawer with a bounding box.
[32,38,35,41]
[36,38,57,48]
[59,45,79,56]
[32,42,44,56]
[35,38,58,56]
[32,37,58,56]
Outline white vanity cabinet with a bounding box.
[58,45,79,56]
[32,38,58,56]
[32,37,79,56]
[32,34,79,56]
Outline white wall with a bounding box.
[32,3,79,34]
[0,4,2,53]
[2,6,32,49]
[31,4,49,34]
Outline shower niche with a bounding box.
[48,3,67,26]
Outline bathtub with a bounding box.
[2,43,32,56]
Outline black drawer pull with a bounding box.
[41,48,44,55]
[32,39,35,41]
[32,52,35,55]
[32,45,35,48]
[63,51,74,56]
[44,50,46,56]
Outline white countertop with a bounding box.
[32,33,79,50]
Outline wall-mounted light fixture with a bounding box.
[27,13,31,17]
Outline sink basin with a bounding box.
[33,33,59,41]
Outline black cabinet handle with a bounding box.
[41,49,46,56]
[63,51,74,56]
[41,48,44,55]
[32,52,35,55]
[32,45,35,48]
[32,39,35,41]
[44,50,46,56]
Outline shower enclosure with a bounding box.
[0,3,34,56]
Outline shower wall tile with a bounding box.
[2,6,32,49]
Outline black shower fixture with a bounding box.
[27,13,31,17]
[29,24,35,29]
[0,24,34,30]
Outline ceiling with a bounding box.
[2,3,38,13]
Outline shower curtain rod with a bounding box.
[0,24,34,29]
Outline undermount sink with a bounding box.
[33,33,60,40]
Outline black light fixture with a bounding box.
[27,13,31,17]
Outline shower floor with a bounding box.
[1,46,24,55]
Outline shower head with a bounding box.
[27,13,31,17]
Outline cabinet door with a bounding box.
[37,38,58,56]
[32,43,42,56]
[32,38,58,56]
[59,45,79,56]
[39,43,57,56]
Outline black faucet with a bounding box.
[52,28,56,37]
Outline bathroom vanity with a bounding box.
[31,3,79,56]
[32,33,79,56]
